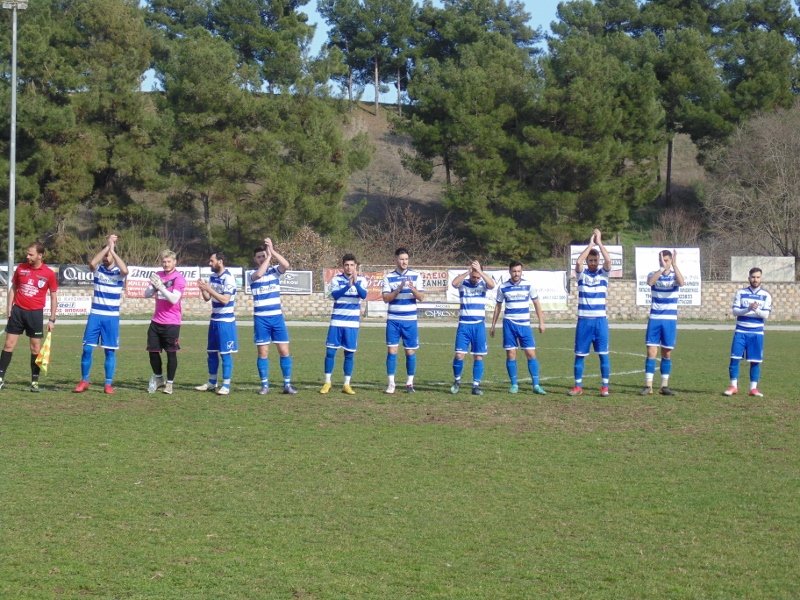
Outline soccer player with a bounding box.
[569,229,612,397]
[490,261,547,395]
[195,251,238,396]
[723,267,772,397]
[450,260,495,396]
[382,247,425,394]
[320,253,367,395]
[0,241,58,392]
[73,234,129,394]
[145,250,186,395]
[641,249,685,396]
[250,238,297,395]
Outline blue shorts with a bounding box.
[82,313,120,349]
[386,319,419,350]
[207,320,238,354]
[645,319,677,349]
[455,322,488,355]
[326,325,360,352]
[254,315,290,346]
[730,332,764,363]
[502,320,535,350]
[574,317,609,356]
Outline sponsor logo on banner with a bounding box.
[44,295,93,316]
[58,264,95,286]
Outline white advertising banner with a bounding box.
[635,247,702,306]
[569,245,624,278]
[125,266,201,298]
[446,270,568,311]
[45,295,93,317]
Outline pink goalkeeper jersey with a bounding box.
[151,269,186,325]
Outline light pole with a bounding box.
[3,0,27,290]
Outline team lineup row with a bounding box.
[0,231,773,397]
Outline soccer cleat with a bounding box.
[103,384,115,395]
[148,374,164,394]
[283,384,298,395]
[30,381,40,393]
[216,386,230,396]
[194,382,217,392]
[749,389,764,397]
[640,386,653,396]
[342,384,355,395]
[259,385,270,395]
[73,380,91,393]
[450,381,461,395]
[659,386,675,396]
[567,386,583,396]
[723,386,738,396]
[471,386,483,396]
[600,386,610,397]
[163,382,174,395]
[319,382,332,394]
[385,382,396,394]
[508,384,519,394]
[405,385,416,394]
[533,385,547,395]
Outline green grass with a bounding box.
[1,324,799,599]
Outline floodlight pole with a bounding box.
[3,0,27,290]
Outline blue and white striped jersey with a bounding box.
[458,279,489,325]
[209,269,237,322]
[648,270,680,320]
[733,286,772,335]
[251,265,283,318]
[329,274,368,328]
[383,269,423,321]
[90,264,125,317]
[495,278,538,325]
[577,268,610,318]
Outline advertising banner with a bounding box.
[125,266,201,298]
[446,270,568,311]
[635,247,702,306]
[322,268,384,301]
[58,264,95,287]
[569,245,624,278]
[244,270,313,295]
[44,295,93,317]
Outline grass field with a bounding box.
[1,323,799,599]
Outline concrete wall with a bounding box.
[18,280,800,321]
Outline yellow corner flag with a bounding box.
[35,331,52,375]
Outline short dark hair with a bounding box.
[395,247,409,257]
[660,250,673,259]
[588,249,600,258]
[213,251,226,263]
[509,260,523,270]
[749,267,762,276]
[253,245,267,255]
[342,253,357,264]
[29,241,45,255]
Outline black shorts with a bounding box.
[147,322,181,353]
[6,305,44,338]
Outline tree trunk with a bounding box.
[665,136,673,206]
[397,66,402,115]
[201,191,213,251]
[374,58,379,114]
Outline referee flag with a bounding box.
[36,332,52,375]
